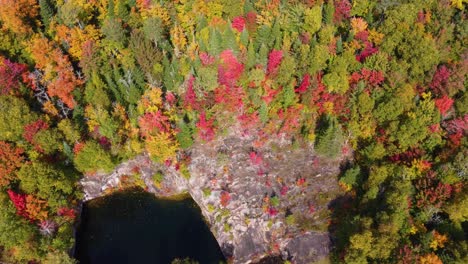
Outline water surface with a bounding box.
[75,190,225,264]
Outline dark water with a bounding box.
[75,190,226,264]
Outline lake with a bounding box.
[74,189,226,264]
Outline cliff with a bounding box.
[81,127,346,264]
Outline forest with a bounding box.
[0,0,466,263]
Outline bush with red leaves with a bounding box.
[214,85,245,111]
[268,206,279,217]
[220,191,231,207]
[57,207,76,220]
[280,185,289,196]
[196,112,215,141]
[249,151,263,166]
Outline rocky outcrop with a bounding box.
[80,127,345,264]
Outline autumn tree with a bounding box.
[29,36,83,109]
[0,59,28,95]
[0,141,24,187]
[0,0,39,34]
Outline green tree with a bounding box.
[38,0,54,29]
[0,191,36,251]
[44,251,78,264]
[314,115,344,158]
[0,96,37,141]
[34,128,63,155]
[18,162,75,208]
[73,140,115,173]
[303,5,322,36]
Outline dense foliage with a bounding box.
[0,0,466,263]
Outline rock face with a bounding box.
[81,129,345,264]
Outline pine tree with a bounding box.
[246,41,256,69]
[222,27,239,53]
[38,0,54,30]
[314,115,344,158]
[208,28,223,56]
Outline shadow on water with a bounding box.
[75,189,226,264]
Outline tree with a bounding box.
[58,119,81,144]
[44,251,78,264]
[218,49,244,87]
[73,140,115,173]
[18,162,75,209]
[0,96,36,141]
[0,0,39,34]
[145,132,179,163]
[0,59,28,95]
[267,49,283,77]
[130,29,163,82]
[33,128,63,154]
[435,95,454,116]
[0,141,24,187]
[29,36,83,109]
[334,0,351,23]
[0,191,36,252]
[24,195,48,221]
[23,119,48,149]
[38,0,55,29]
[314,115,344,158]
[6,190,28,220]
[303,5,322,36]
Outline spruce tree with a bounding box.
[39,0,54,30]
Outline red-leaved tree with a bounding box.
[0,59,28,95]
[23,119,49,152]
[435,95,454,116]
[138,110,171,137]
[295,74,311,93]
[183,76,199,110]
[232,16,246,32]
[214,85,245,111]
[218,50,244,87]
[430,65,450,96]
[7,189,29,219]
[267,49,283,76]
[334,0,351,23]
[415,171,453,208]
[356,42,379,62]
